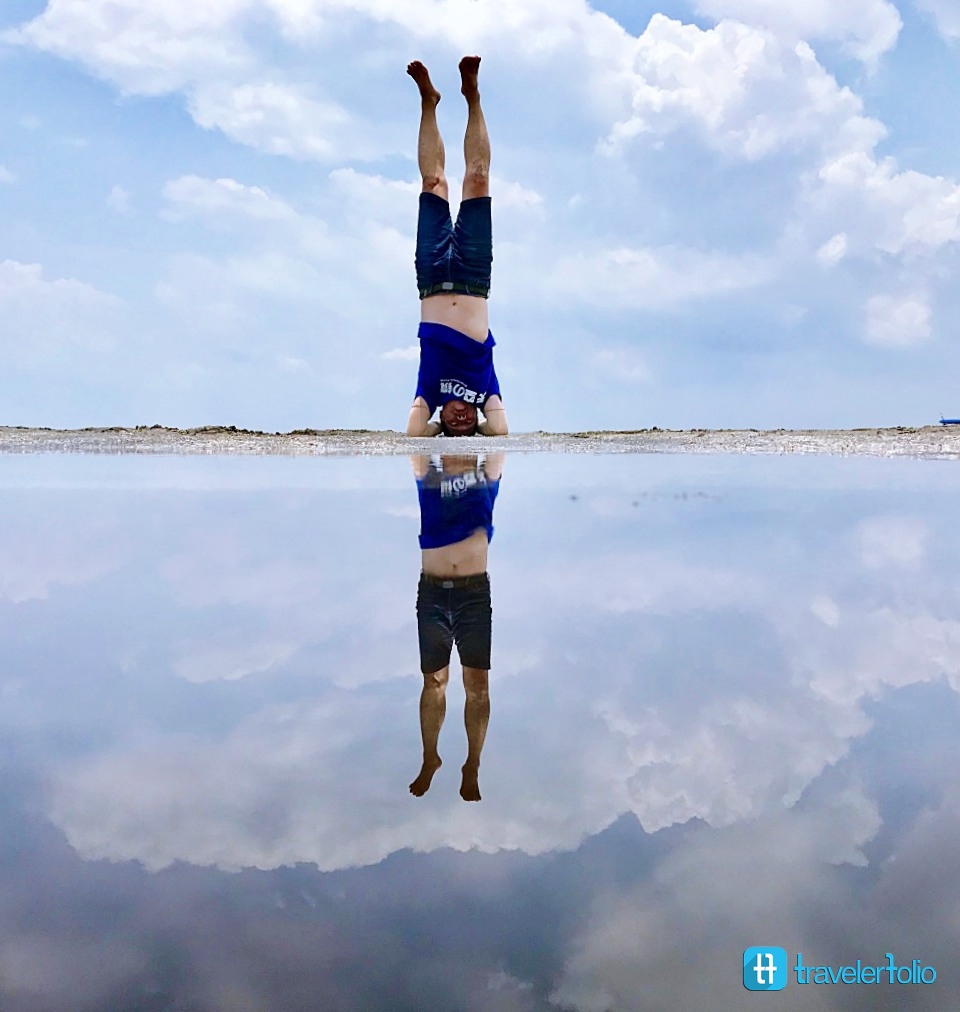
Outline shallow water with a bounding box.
[1,452,958,1010]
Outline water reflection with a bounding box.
[1,454,959,1008]
[410,453,503,801]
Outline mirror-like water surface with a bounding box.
[2,452,959,1010]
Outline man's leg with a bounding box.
[407,61,448,200]
[460,56,489,200]
[461,666,490,802]
[409,665,449,796]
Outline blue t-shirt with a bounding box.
[417,460,500,549]
[414,322,501,414]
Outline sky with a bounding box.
[2,0,960,432]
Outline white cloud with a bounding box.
[816,153,960,255]
[0,260,122,364]
[163,174,298,222]
[381,345,419,362]
[0,165,15,184]
[810,595,840,627]
[816,232,847,266]
[188,81,365,162]
[173,637,299,683]
[857,515,928,569]
[694,0,902,63]
[605,17,884,161]
[4,0,254,95]
[278,354,311,373]
[106,184,129,211]
[0,528,122,602]
[915,0,960,41]
[550,786,882,1012]
[329,168,421,230]
[864,291,932,347]
[548,243,770,309]
[153,249,344,344]
[590,348,651,384]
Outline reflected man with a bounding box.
[405,56,508,438]
[409,452,503,801]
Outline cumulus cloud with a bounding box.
[0,259,122,364]
[864,291,933,348]
[0,524,122,602]
[915,0,960,41]
[549,787,883,1012]
[548,243,770,309]
[694,0,902,63]
[173,637,300,683]
[5,0,625,162]
[816,232,847,266]
[188,80,370,161]
[590,348,651,384]
[816,153,960,256]
[163,174,300,223]
[381,345,420,362]
[857,515,928,569]
[106,184,129,211]
[4,0,254,95]
[605,17,884,161]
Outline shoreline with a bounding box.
[1,424,960,458]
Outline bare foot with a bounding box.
[459,55,481,101]
[409,755,442,796]
[460,762,481,802]
[407,61,441,106]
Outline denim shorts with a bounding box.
[416,572,492,673]
[415,192,492,299]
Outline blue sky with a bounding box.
[3,0,960,431]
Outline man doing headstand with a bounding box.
[405,56,508,438]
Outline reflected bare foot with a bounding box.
[409,755,442,796]
[407,61,441,106]
[459,55,480,101]
[460,762,481,802]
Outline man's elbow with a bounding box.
[478,417,508,436]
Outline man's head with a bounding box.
[439,400,478,436]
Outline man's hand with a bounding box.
[406,397,436,436]
[477,396,507,436]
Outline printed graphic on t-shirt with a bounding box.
[439,378,486,405]
[440,469,486,499]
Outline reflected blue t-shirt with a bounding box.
[417,462,500,549]
[414,322,501,414]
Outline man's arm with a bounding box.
[407,396,441,436]
[477,395,508,436]
[410,453,432,478]
[483,451,505,481]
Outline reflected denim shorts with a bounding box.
[415,192,492,299]
[416,572,492,673]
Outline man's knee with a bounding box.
[462,171,489,199]
[463,666,489,696]
[423,666,450,688]
[422,174,448,197]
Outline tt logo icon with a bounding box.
[744,946,788,991]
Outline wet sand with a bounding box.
[2,425,960,458]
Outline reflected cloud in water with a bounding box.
[0,454,958,1008]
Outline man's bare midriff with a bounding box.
[421,293,489,343]
[421,528,489,577]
